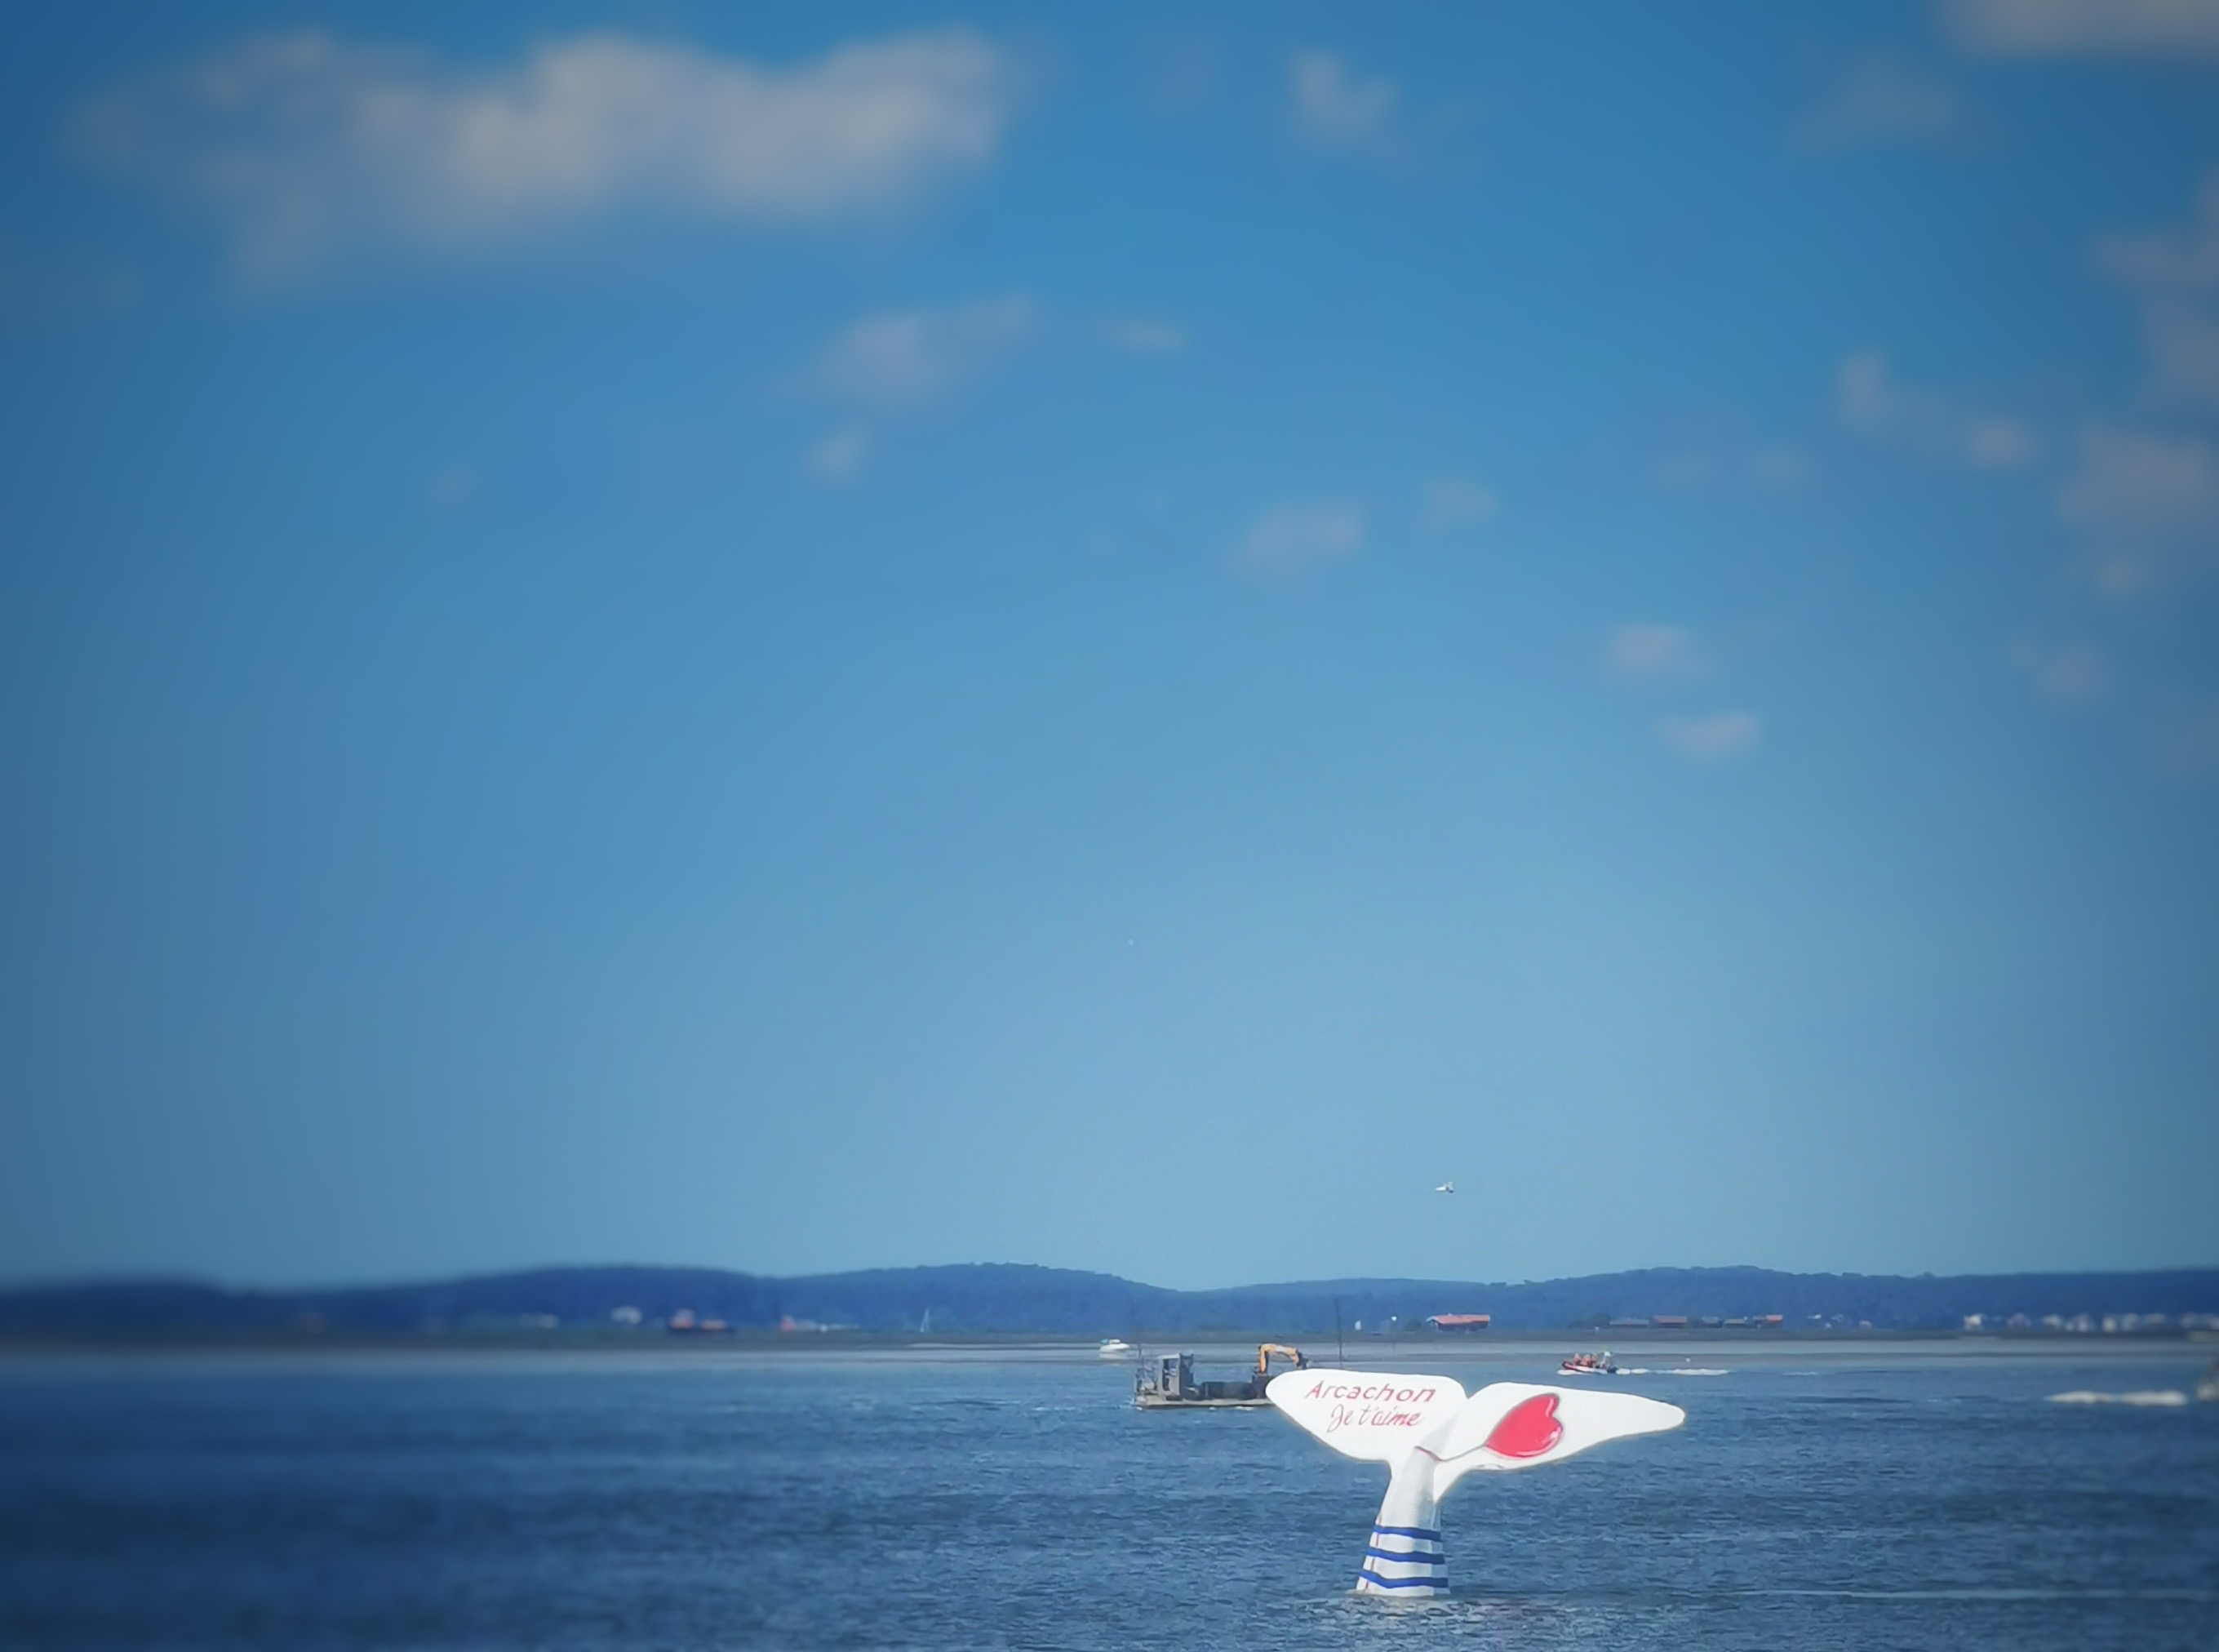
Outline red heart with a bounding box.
[1482,1392,1564,1459]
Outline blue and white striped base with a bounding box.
[1356,1523,1446,1595]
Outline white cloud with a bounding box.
[1606,624,1711,681]
[1422,477,1498,531]
[1289,51,1398,148]
[1946,0,2219,58]
[1646,451,1719,490]
[2097,172,2219,291]
[1749,447,1813,486]
[0,239,140,320]
[2012,637,2106,703]
[2059,423,2219,535]
[2156,701,2219,777]
[2134,305,2219,405]
[1837,349,2036,469]
[810,293,1036,409]
[426,464,479,509]
[1240,501,1365,577]
[2055,423,2219,591]
[2094,170,2219,405]
[1795,56,1964,149]
[1102,316,1188,355]
[808,424,870,482]
[1647,439,1813,491]
[1658,713,1762,762]
[74,29,1020,278]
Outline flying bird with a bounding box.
[1435,1181,1454,1194]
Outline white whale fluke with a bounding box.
[1267,1370,1683,1596]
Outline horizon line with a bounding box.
[7,1256,2219,1299]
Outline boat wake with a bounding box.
[1613,1366,1728,1377]
[2048,1389,2187,1407]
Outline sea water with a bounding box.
[1,1342,2213,1649]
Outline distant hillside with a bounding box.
[3,1262,2216,1341]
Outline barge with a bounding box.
[1134,1344,1307,1409]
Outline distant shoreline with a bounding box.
[2,1325,2213,1357]
[7,1261,2215,1348]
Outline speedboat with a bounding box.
[1559,1352,1619,1376]
[1098,1338,1134,1359]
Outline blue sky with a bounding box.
[4,2,2217,1290]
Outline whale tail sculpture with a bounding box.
[1267,1370,1684,1596]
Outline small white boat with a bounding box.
[1098,1338,1134,1359]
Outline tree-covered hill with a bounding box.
[3,1261,2215,1339]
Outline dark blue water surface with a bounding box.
[2,1343,2213,1649]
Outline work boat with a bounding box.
[1559,1352,1618,1376]
[1134,1344,1307,1408]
